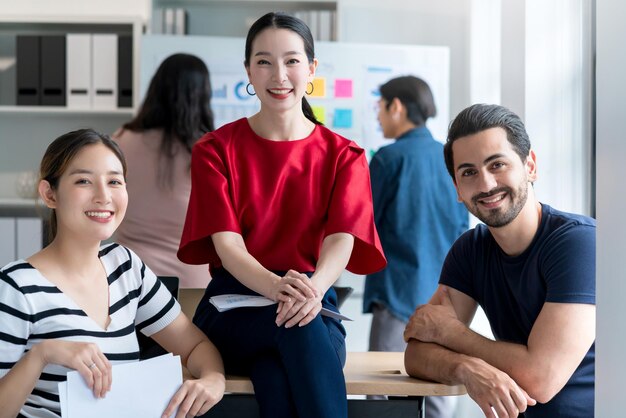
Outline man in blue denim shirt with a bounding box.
[363,76,468,418]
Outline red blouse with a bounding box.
[178,118,386,275]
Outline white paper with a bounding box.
[59,353,182,418]
[319,307,352,322]
[209,294,276,311]
[209,294,352,321]
[58,379,68,418]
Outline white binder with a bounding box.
[91,34,118,109]
[66,34,92,108]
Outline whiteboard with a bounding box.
[140,34,449,155]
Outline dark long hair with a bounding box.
[40,129,126,242]
[244,12,322,125]
[122,53,214,188]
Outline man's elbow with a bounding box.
[521,367,568,404]
[404,340,426,379]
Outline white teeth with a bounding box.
[482,195,505,204]
[86,211,111,218]
[269,89,291,94]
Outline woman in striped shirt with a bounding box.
[0,129,225,418]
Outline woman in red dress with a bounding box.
[178,12,386,418]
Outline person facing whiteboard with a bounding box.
[113,53,214,289]
[0,129,225,418]
[363,75,468,418]
[177,12,386,418]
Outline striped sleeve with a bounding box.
[131,252,180,337]
[0,269,31,378]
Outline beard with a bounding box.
[467,182,529,228]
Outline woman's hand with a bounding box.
[275,270,322,328]
[38,340,112,398]
[161,373,225,418]
[270,269,318,304]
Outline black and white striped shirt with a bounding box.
[0,243,181,417]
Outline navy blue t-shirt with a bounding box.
[440,204,595,418]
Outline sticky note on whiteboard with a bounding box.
[334,79,353,98]
[312,105,326,123]
[308,77,326,98]
[333,108,353,128]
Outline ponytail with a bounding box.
[302,98,323,125]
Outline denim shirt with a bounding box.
[363,127,468,321]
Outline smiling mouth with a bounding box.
[473,188,511,209]
[479,194,506,205]
[85,211,113,219]
[268,88,293,96]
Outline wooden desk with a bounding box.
[200,351,466,418]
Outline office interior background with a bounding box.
[0,0,622,416]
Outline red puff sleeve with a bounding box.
[326,144,387,274]
[177,134,240,266]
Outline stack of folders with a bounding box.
[152,8,187,35]
[16,34,133,109]
[293,10,336,42]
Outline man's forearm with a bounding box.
[441,321,531,377]
[437,319,565,402]
[406,338,538,416]
[404,339,469,385]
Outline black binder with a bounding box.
[16,35,41,105]
[117,35,133,108]
[40,35,67,106]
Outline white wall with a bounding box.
[525,0,593,216]
[0,0,151,21]
[500,0,526,119]
[596,0,626,415]
[338,0,471,118]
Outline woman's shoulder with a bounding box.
[315,124,364,155]
[99,243,153,285]
[112,129,166,165]
[200,118,247,142]
[0,259,35,285]
[99,242,139,266]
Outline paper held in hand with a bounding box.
[209,294,353,321]
[59,353,182,418]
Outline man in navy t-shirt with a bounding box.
[403,104,595,418]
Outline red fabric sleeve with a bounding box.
[177,134,241,265]
[325,144,387,274]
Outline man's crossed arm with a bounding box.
[403,285,595,418]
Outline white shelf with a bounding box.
[155,0,335,4]
[0,106,134,115]
[0,15,144,109]
[0,198,41,208]
[0,15,142,25]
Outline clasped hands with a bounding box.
[272,270,323,328]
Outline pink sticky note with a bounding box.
[335,79,353,98]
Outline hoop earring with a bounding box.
[306,82,314,95]
[246,83,256,96]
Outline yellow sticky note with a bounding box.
[311,105,326,123]
[308,77,326,98]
